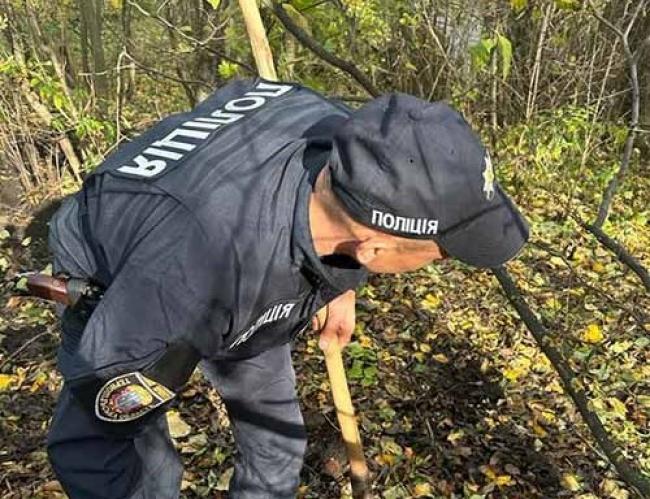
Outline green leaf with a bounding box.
[16,277,28,291]
[497,34,513,79]
[510,0,527,11]
[348,360,364,379]
[469,37,496,71]
[53,93,64,110]
[634,337,650,348]
[554,0,579,9]
[206,0,221,8]
[217,60,239,79]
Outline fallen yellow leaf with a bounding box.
[420,293,441,311]
[30,372,48,393]
[480,464,498,481]
[495,474,514,486]
[592,261,606,273]
[447,429,464,443]
[607,397,627,419]
[504,357,531,381]
[376,453,396,466]
[561,473,581,491]
[167,410,192,438]
[432,353,449,364]
[532,421,548,437]
[0,374,16,391]
[358,335,373,348]
[413,482,432,497]
[582,324,604,344]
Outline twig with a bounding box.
[492,266,650,497]
[271,1,379,97]
[530,240,648,325]
[127,0,255,74]
[0,329,54,369]
[587,0,646,228]
[574,218,650,292]
[115,48,127,143]
[125,51,212,88]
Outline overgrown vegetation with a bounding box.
[0,0,648,497]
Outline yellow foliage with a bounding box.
[532,421,548,437]
[591,261,606,273]
[432,353,449,364]
[413,483,432,497]
[481,465,497,481]
[607,397,627,419]
[0,374,16,391]
[358,335,373,348]
[377,453,396,466]
[447,429,464,443]
[561,473,581,491]
[545,296,562,311]
[30,372,48,393]
[504,357,532,381]
[495,474,514,486]
[167,410,192,439]
[582,323,604,344]
[420,293,441,311]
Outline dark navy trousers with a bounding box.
[47,343,308,498]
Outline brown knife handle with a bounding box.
[25,274,72,305]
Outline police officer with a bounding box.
[46,79,529,498]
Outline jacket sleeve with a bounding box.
[59,216,231,431]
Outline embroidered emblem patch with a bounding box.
[482,150,496,201]
[95,372,175,422]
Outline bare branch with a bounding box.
[587,0,625,40]
[574,218,650,291]
[492,266,650,497]
[270,1,379,97]
[127,0,255,74]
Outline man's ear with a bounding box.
[354,238,390,266]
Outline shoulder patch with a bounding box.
[95,372,175,423]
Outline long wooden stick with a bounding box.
[237,2,370,496]
[237,0,277,81]
[318,308,371,498]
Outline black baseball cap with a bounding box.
[329,93,529,268]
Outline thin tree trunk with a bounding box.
[78,0,91,80]
[81,0,108,103]
[589,0,645,227]
[493,267,650,497]
[25,4,79,122]
[121,0,136,101]
[11,38,82,183]
[526,4,553,120]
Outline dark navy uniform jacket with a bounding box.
[49,79,367,417]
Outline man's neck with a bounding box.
[309,190,346,257]
[308,176,364,258]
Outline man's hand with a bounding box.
[314,290,356,352]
